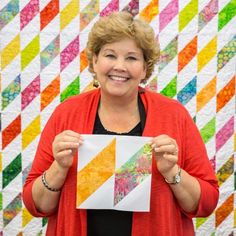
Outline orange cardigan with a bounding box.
[23,88,219,236]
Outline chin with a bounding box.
[108,91,126,97]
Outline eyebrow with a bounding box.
[102,48,142,55]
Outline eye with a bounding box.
[127,56,137,61]
[105,54,116,58]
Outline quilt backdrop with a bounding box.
[0,0,235,235]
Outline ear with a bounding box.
[93,54,98,73]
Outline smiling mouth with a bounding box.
[108,75,129,82]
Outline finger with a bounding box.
[55,141,81,152]
[62,130,82,138]
[154,151,177,161]
[152,134,175,144]
[55,135,83,144]
[56,149,72,156]
[153,144,177,154]
[55,130,82,141]
[151,137,173,146]
[151,134,169,141]
[152,139,176,148]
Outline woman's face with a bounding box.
[93,38,146,99]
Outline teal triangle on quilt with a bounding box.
[177,76,196,105]
[0,0,19,31]
[2,75,21,110]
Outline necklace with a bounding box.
[98,103,140,134]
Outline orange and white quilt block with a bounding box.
[76,135,152,212]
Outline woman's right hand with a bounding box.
[52,130,83,169]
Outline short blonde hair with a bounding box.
[86,11,159,82]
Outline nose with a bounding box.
[113,58,127,71]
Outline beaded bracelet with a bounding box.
[42,171,61,192]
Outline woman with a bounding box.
[23,11,219,236]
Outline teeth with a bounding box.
[110,76,128,81]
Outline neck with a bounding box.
[98,91,140,133]
[99,92,139,113]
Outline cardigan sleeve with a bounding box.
[180,109,219,218]
[22,90,99,217]
[22,108,59,217]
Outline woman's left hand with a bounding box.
[151,135,179,176]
